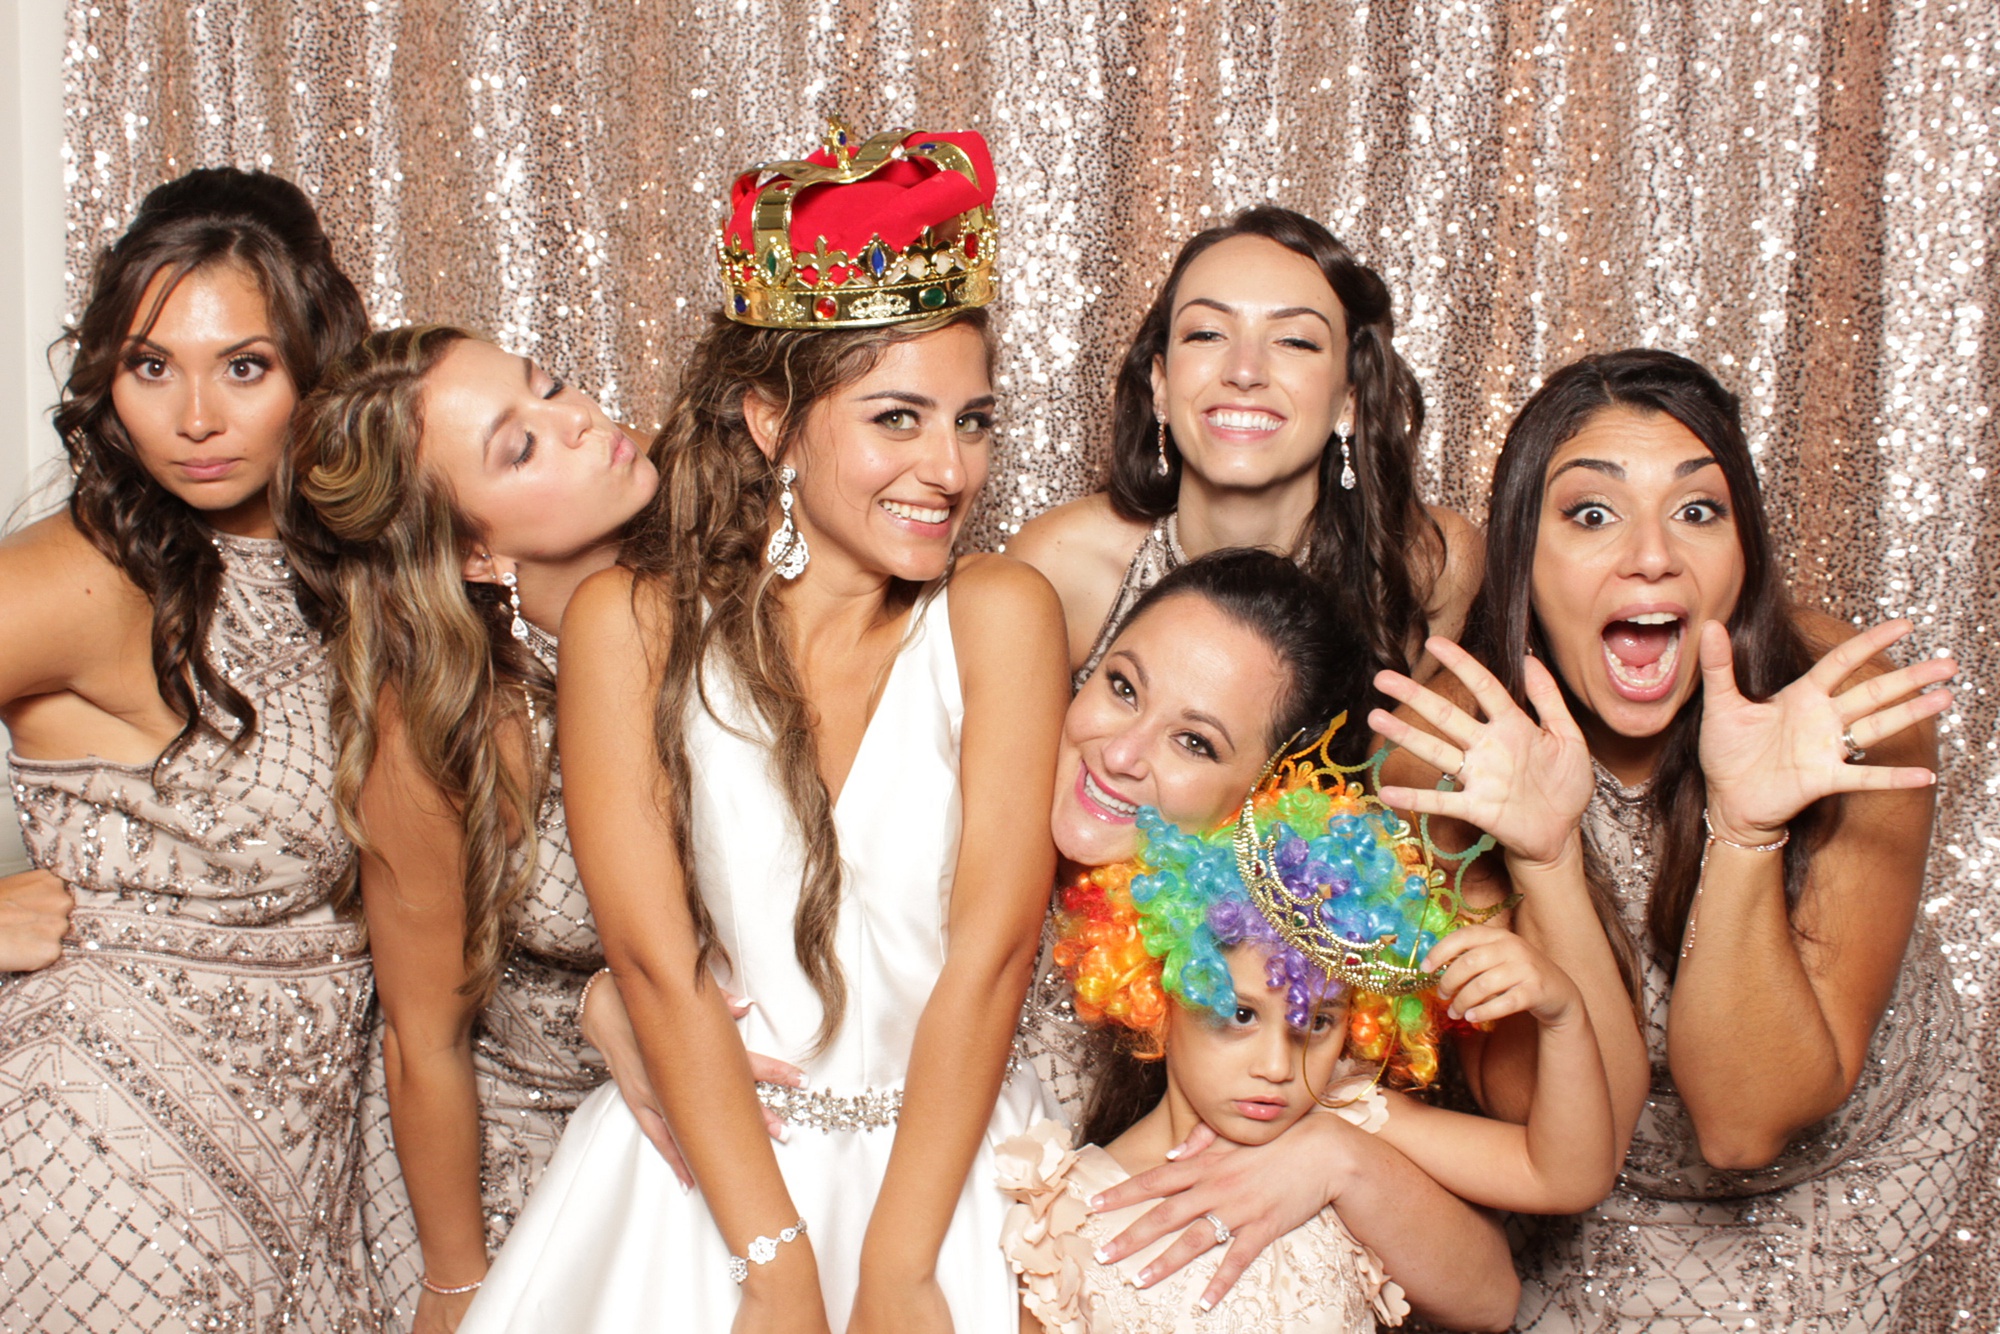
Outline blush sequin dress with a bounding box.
[0,532,375,1333]
[1512,766,1983,1332]
[356,623,608,1328]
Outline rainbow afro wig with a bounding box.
[1055,723,1482,1088]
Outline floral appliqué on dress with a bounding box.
[998,1074,1410,1334]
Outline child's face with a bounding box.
[1163,945,1347,1147]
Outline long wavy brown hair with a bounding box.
[1462,348,1824,986]
[53,167,367,773]
[1106,205,1443,681]
[279,325,555,1006]
[626,308,989,1055]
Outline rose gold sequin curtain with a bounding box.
[62,0,1997,1324]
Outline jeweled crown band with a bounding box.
[718,118,999,329]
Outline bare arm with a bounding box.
[357,699,490,1330]
[1380,925,1617,1215]
[559,569,828,1333]
[1373,640,1651,1151]
[850,558,1068,1329]
[1668,618,1950,1167]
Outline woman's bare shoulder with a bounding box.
[1005,494,1148,580]
[0,514,141,641]
[947,553,1067,666]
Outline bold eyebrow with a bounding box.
[1182,707,1235,751]
[120,333,275,359]
[1549,456,1719,483]
[480,356,534,465]
[1176,296,1334,332]
[1110,647,1149,691]
[1549,457,1624,482]
[858,390,936,410]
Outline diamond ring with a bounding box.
[1203,1211,1233,1246]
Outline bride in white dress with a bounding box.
[460,123,1067,1334]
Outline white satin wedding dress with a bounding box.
[461,589,1051,1332]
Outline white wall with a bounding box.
[0,0,70,874]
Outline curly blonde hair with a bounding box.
[279,325,550,1007]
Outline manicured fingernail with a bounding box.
[794,1072,810,1088]
[1164,1146,1181,1161]
[1197,1297,1215,1313]
[1137,1267,1156,1287]
[777,1123,793,1145]
[1089,1195,1106,1210]
[680,1177,693,1195]
[1092,1247,1110,1264]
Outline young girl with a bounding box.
[1003,728,1618,1332]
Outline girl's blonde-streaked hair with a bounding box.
[626,307,991,1057]
[278,324,550,1007]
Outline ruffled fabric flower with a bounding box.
[997,1119,1095,1333]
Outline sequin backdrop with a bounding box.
[60,0,1997,1324]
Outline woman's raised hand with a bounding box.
[1372,637,1594,868]
[1696,618,1954,844]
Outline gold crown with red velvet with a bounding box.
[718,118,999,329]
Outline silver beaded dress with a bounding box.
[0,532,374,1333]
[1512,765,1983,1332]
[357,624,607,1328]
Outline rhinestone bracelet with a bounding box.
[729,1217,808,1284]
[420,1274,483,1296]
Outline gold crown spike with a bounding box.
[720,119,999,329]
[1231,716,1505,999]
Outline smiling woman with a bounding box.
[459,121,1069,1334]
[0,167,375,1332]
[1009,206,1482,697]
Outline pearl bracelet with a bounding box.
[420,1274,483,1296]
[729,1217,809,1284]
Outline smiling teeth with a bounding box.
[1082,770,1138,817]
[881,500,949,524]
[1207,409,1283,431]
[1627,612,1679,626]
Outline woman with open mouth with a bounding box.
[1008,205,1482,701]
[1367,347,1980,1331]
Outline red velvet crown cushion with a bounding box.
[724,129,994,259]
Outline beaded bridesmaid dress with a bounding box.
[358,624,608,1327]
[0,533,374,1333]
[1512,765,1983,1331]
[461,588,1054,1333]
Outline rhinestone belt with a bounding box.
[756,1081,902,1132]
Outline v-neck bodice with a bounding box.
[687,588,964,1086]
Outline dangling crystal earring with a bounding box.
[766,464,810,579]
[1155,419,1171,478]
[1336,424,1357,491]
[500,569,530,643]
